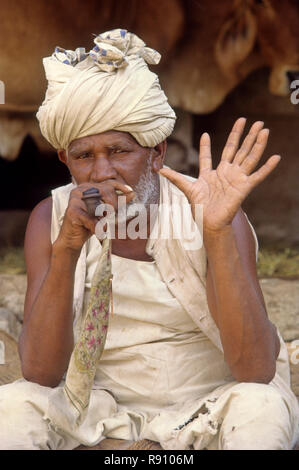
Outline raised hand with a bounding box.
[159,118,280,233]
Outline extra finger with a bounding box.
[221,117,247,162]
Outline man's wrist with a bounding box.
[52,239,81,264]
[203,224,241,265]
[203,224,234,247]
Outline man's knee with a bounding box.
[219,382,293,450]
[0,379,55,449]
[0,379,49,414]
[229,382,286,408]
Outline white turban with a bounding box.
[36,29,176,150]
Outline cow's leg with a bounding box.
[0,113,27,160]
[0,113,53,161]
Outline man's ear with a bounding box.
[57,149,68,165]
[152,140,167,173]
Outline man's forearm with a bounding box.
[204,225,279,383]
[19,242,79,387]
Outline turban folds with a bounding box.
[36,29,176,149]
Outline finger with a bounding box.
[68,195,99,218]
[115,191,136,212]
[71,207,97,234]
[76,181,135,211]
[75,180,134,197]
[248,154,281,188]
[159,167,193,197]
[221,117,247,162]
[103,182,136,211]
[234,121,265,166]
[108,183,137,209]
[198,133,212,173]
[123,191,136,204]
[240,128,269,174]
[107,180,135,194]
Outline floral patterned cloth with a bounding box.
[64,237,112,421]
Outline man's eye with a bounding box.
[78,152,91,159]
[112,148,128,155]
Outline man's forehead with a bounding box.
[68,131,138,151]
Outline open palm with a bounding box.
[160,118,281,232]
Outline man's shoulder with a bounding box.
[51,182,75,221]
[27,182,74,234]
[30,196,52,224]
[25,196,52,254]
[51,182,75,200]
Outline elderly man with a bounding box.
[0,29,298,450]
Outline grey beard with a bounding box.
[71,152,160,223]
[119,153,160,223]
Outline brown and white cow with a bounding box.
[0,0,184,159]
[161,0,299,113]
[0,0,298,160]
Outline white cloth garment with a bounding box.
[36,29,176,150]
[47,172,299,449]
[0,173,298,450]
[89,254,235,411]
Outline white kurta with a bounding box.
[0,175,298,450]
[47,237,295,450]
[45,176,298,449]
[85,250,234,412]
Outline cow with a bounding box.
[161,0,299,113]
[252,0,299,96]
[0,0,184,159]
[0,0,298,162]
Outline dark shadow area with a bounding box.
[0,135,70,210]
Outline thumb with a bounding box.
[159,167,192,197]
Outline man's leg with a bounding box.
[0,378,80,450]
[209,382,297,450]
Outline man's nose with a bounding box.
[91,155,117,182]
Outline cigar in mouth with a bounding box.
[115,185,134,195]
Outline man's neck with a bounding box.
[110,209,158,262]
[111,237,153,261]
